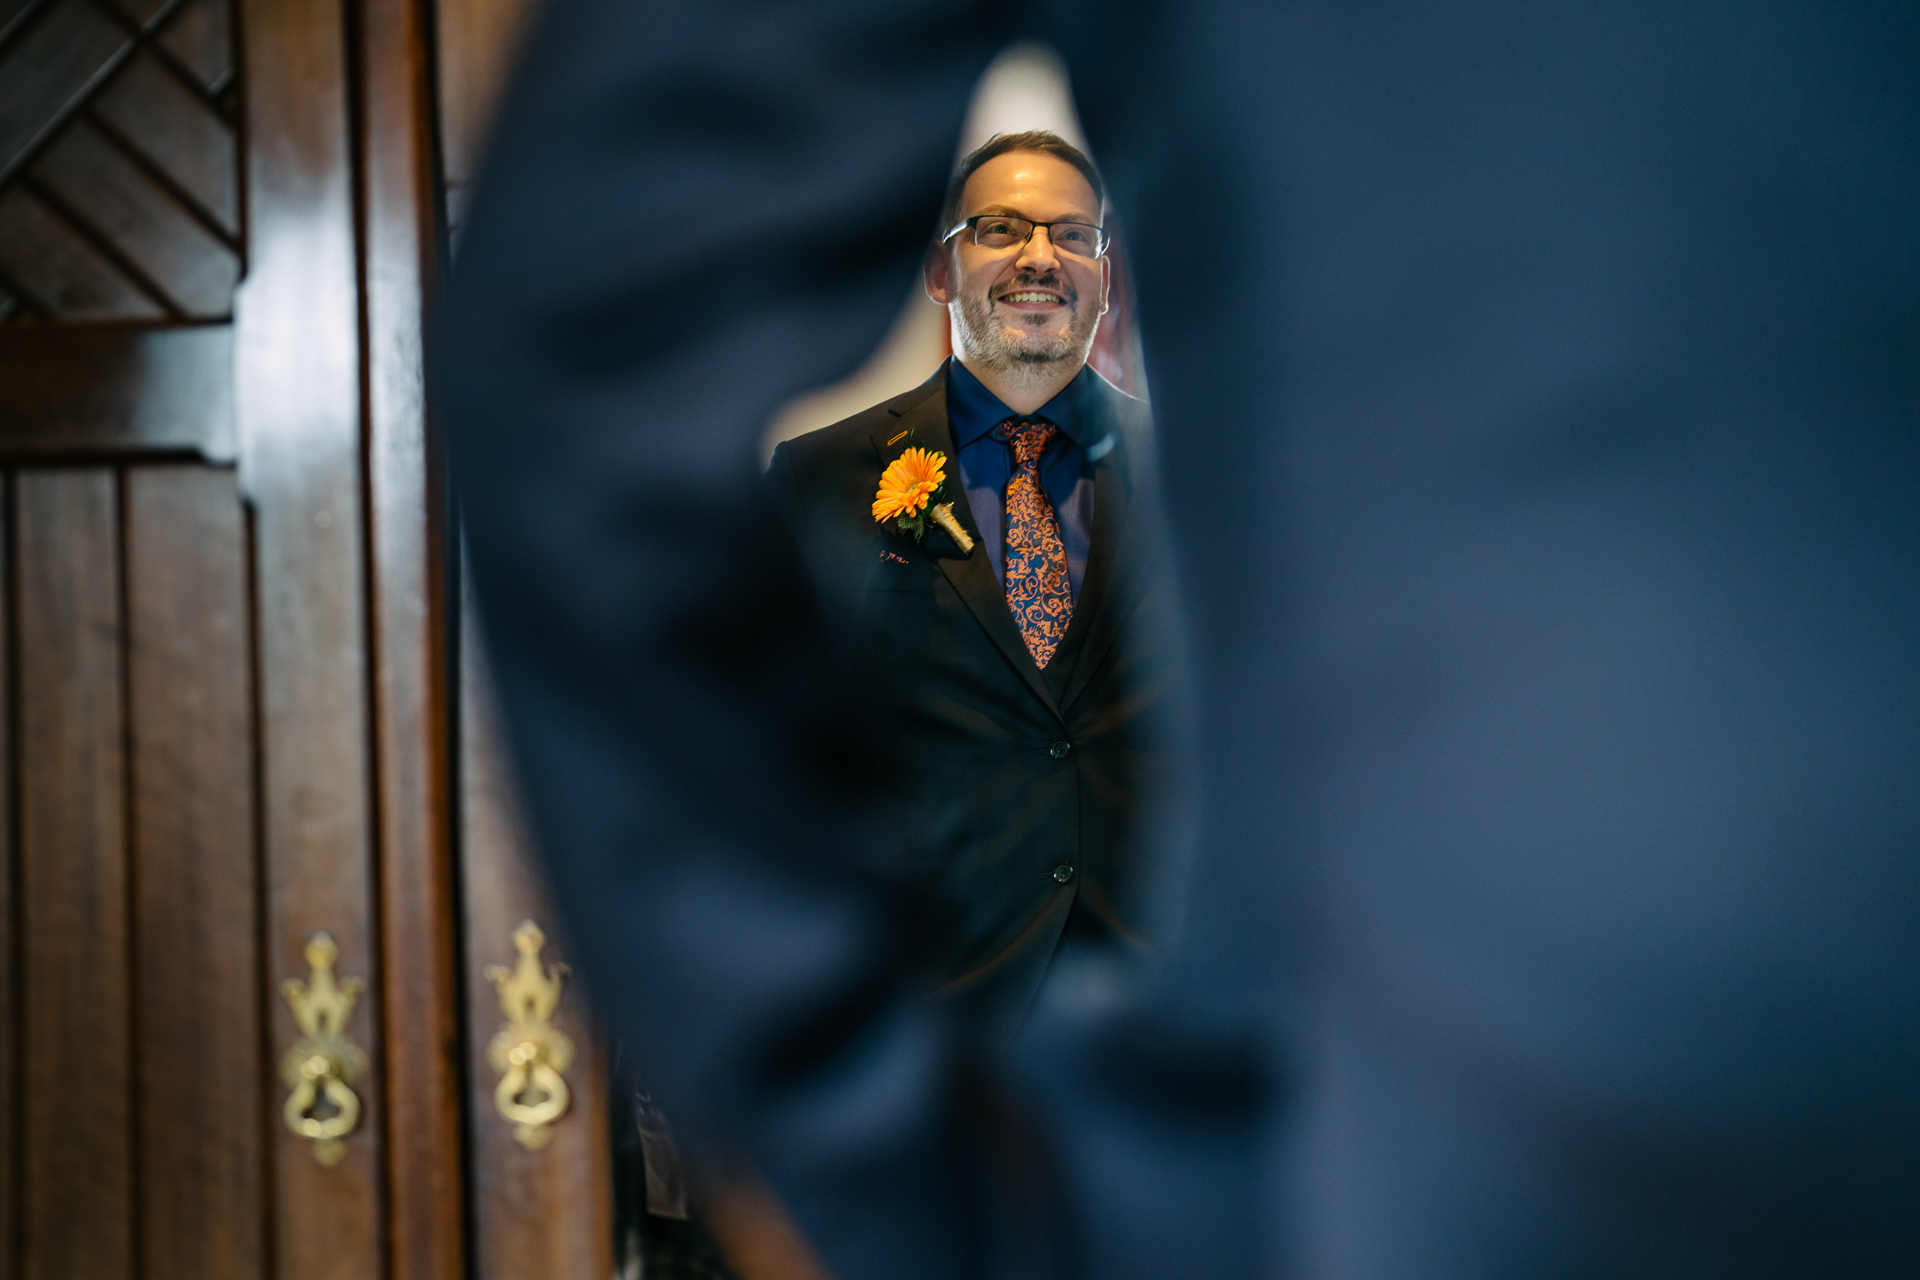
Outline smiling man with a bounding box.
[766,131,1171,1027]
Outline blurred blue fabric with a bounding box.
[436,2,1920,1276]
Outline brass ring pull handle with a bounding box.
[486,921,575,1150]
[279,932,367,1167]
[285,1052,362,1142]
[494,1045,570,1131]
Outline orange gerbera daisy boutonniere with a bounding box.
[873,446,975,552]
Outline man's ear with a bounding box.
[923,245,953,305]
[1097,255,1112,318]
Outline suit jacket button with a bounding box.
[1049,740,1072,759]
[1053,863,1075,883]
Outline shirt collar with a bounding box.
[944,357,1096,450]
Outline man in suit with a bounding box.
[438,2,1919,1277]
[764,132,1165,1029]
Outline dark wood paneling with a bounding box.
[91,50,240,240]
[34,121,237,314]
[0,325,235,461]
[0,0,241,323]
[0,2,126,168]
[15,468,131,1280]
[0,189,161,319]
[361,0,466,1272]
[0,479,12,1280]
[153,0,233,89]
[124,466,264,1280]
[234,0,382,1267]
[461,625,615,1280]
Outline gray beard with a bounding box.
[954,288,1098,372]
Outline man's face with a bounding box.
[926,151,1110,374]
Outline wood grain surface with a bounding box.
[0,326,236,462]
[0,0,240,322]
[235,0,383,1269]
[0,481,13,1280]
[125,466,265,1280]
[460,615,615,1280]
[362,0,469,1271]
[16,468,132,1280]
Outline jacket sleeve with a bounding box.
[434,4,1030,1278]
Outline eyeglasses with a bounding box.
[941,214,1110,260]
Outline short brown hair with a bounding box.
[937,130,1107,242]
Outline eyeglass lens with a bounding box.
[971,216,1105,257]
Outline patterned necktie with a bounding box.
[1000,416,1073,668]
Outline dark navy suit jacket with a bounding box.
[437,3,1920,1277]
[766,364,1168,1025]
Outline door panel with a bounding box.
[6,465,273,1280]
[8,466,271,1280]
[16,469,133,1280]
[0,0,241,322]
[461,624,616,1280]
[124,466,265,1280]
[0,478,10,1280]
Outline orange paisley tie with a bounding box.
[1000,417,1073,668]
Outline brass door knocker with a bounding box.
[280,932,367,1167]
[486,920,575,1150]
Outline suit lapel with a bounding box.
[871,381,1062,719]
[1056,395,1150,716]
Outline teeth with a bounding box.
[1003,292,1062,303]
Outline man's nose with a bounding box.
[1015,226,1062,273]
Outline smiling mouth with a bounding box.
[997,289,1067,306]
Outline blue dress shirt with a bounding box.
[945,358,1100,601]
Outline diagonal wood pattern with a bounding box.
[0,0,239,322]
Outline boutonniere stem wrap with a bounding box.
[873,447,975,553]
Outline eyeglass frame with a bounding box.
[939,213,1112,260]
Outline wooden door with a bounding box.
[0,0,467,1274]
[0,0,633,1269]
[0,0,766,1271]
